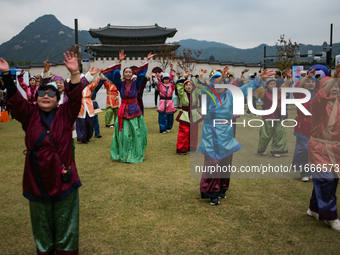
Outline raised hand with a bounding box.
[286,68,292,78]
[259,69,275,83]
[118,50,126,63]
[199,69,207,77]
[260,69,275,78]
[63,51,79,73]
[147,52,157,61]
[20,69,25,75]
[43,60,51,73]
[150,72,156,77]
[0,58,9,73]
[307,68,316,78]
[222,65,229,78]
[183,70,191,78]
[89,67,101,75]
[170,69,176,77]
[170,63,173,69]
[334,64,340,78]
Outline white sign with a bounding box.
[336,55,340,65]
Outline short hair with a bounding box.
[275,71,281,76]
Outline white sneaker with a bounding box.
[273,154,281,158]
[260,151,267,156]
[325,219,340,232]
[307,209,319,220]
[166,130,171,133]
[301,177,309,182]
[162,131,167,134]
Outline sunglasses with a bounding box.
[37,90,57,98]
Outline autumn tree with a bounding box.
[275,35,300,71]
[177,48,202,73]
[156,47,179,71]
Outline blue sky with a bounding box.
[1,0,339,49]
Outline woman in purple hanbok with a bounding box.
[102,50,156,163]
[0,52,97,254]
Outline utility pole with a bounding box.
[329,23,333,75]
[75,19,78,46]
[74,19,81,72]
[264,46,266,70]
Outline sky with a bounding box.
[1,0,339,49]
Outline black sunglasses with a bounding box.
[37,90,57,98]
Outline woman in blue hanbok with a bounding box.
[197,66,274,205]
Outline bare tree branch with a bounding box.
[275,35,300,71]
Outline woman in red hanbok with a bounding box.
[307,64,340,232]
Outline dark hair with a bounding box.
[275,71,281,76]
[130,66,138,75]
[35,85,61,102]
[151,67,163,74]
[123,67,133,74]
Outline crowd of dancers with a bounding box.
[1,49,340,254]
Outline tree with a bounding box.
[275,35,300,71]
[155,47,179,71]
[176,48,202,73]
[6,60,16,67]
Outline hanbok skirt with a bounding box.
[111,115,147,163]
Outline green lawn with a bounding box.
[1,106,339,254]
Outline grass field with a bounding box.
[1,106,340,254]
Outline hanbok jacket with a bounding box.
[256,80,290,119]
[102,63,148,119]
[104,81,119,108]
[78,77,100,118]
[198,77,262,160]
[5,75,89,203]
[308,86,340,177]
[153,75,177,115]
[176,77,203,126]
[293,81,314,140]
[17,74,38,103]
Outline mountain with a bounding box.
[0,14,98,63]
[0,14,339,64]
[174,39,235,50]
[176,41,340,63]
